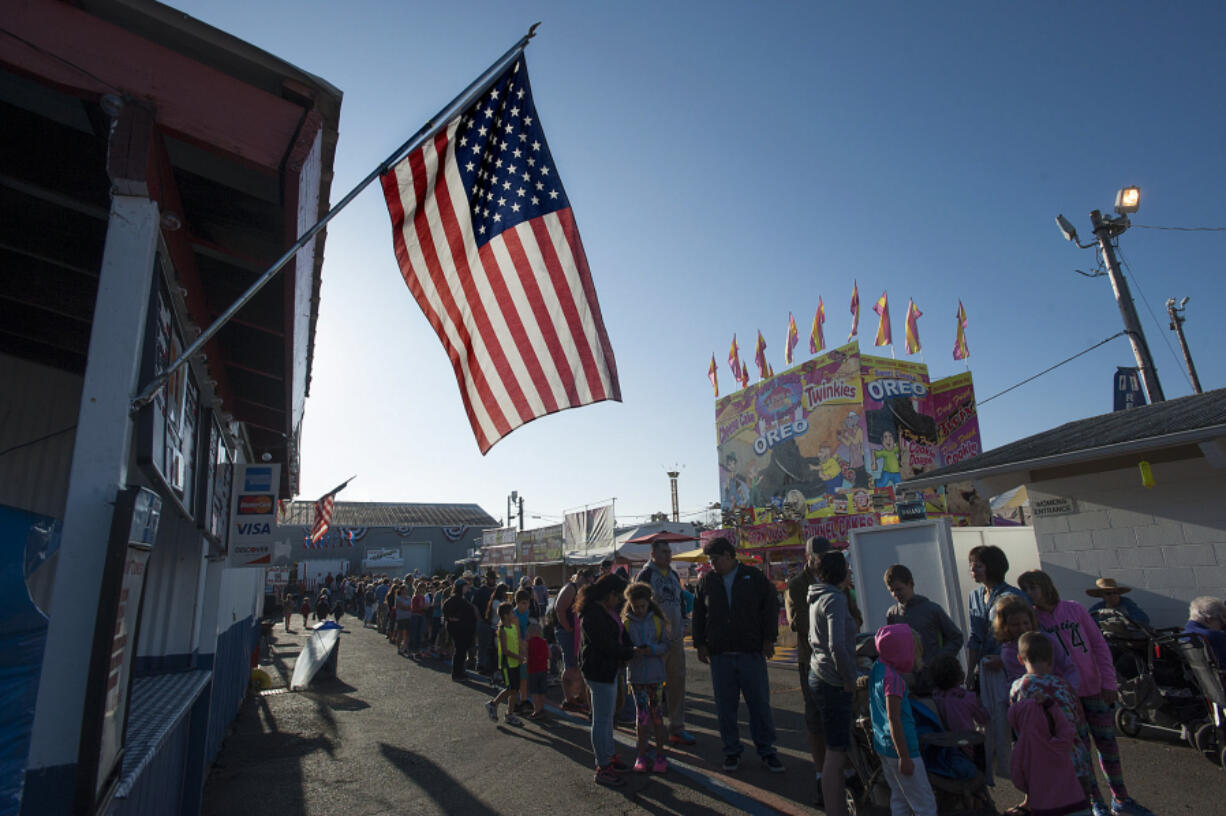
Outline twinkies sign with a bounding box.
[227,463,281,568]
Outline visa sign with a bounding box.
[228,463,281,569]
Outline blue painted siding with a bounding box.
[110,712,188,816]
[204,616,257,765]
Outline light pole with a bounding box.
[667,470,680,522]
[1166,297,1202,394]
[1056,186,1164,403]
[506,490,522,531]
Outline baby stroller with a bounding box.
[1092,608,1178,681]
[1111,623,1212,751]
[1172,633,1226,768]
[845,638,996,815]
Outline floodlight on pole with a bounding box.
[1057,188,1164,403]
[1114,186,1141,215]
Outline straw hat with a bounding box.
[1086,577,1131,597]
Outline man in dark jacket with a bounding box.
[692,536,784,773]
[470,576,494,673]
[442,579,477,681]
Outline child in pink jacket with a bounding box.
[1008,692,1089,816]
[1018,571,1153,816]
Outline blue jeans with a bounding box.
[587,679,617,767]
[709,652,777,758]
[409,614,426,651]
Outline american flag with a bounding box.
[309,477,352,545]
[381,58,620,454]
[309,491,336,545]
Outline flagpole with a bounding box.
[132,24,541,412]
[326,475,358,497]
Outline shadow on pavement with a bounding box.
[378,743,499,815]
[203,696,335,815]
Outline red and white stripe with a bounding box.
[381,122,620,453]
[310,493,334,544]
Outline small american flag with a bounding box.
[309,492,335,545]
[381,57,620,453]
[309,477,352,545]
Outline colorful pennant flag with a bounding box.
[765,362,774,379]
[849,280,860,341]
[953,300,970,361]
[785,313,799,365]
[380,57,620,454]
[753,330,768,378]
[904,299,923,355]
[708,354,719,397]
[810,298,826,354]
[740,360,750,388]
[873,290,891,347]
[728,334,740,378]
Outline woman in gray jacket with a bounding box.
[808,550,859,816]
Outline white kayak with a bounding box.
[290,621,342,690]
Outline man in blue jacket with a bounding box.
[692,536,784,774]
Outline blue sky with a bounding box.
[171,1,1226,527]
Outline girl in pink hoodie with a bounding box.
[1008,693,1089,816]
[1018,571,1153,816]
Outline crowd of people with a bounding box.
[272,534,1226,814]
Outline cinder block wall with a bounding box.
[1030,456,1226,627]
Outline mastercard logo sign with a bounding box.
[238,495,275,515]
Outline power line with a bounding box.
[0,424,77,460]
[978,333,1127,407]
[1131,224,1226,232]
[1115,245,1194,391]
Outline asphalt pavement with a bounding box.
[202,619,1222,815]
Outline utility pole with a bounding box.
[1166,298,1203,394]
[1089,209,1165,403]
[518,495,524,531]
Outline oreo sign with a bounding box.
[752,418,810,454]
[865,378,928,402]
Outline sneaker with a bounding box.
[504,713,524,726]
[594,766,624,787]
[763,754,785,773]
[633,755,650,773]
[561,700,584,712]
[652,755,668,773]
[484,701,498,721]
[1113,799,1156,816]
[1092,799,1112,816]
[668,730,697,746]
[722,754,741,772]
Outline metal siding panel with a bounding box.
[135,516,205,670]
[109,705,190,816]
[204,616,257,764]
[0,353,82,519]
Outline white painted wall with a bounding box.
[1030,456,1226,628]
